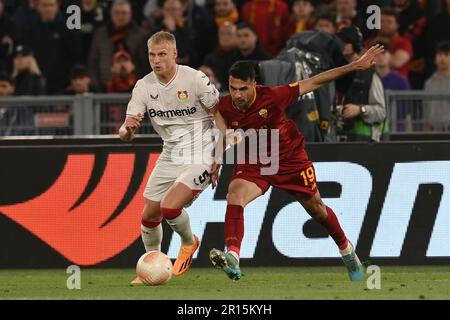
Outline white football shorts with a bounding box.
[143,158,212,205]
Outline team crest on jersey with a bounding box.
[232,121,239,127]
[177,90,189,101]
[259,108,268,118]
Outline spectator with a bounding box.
[0,0,15,73]
[423,0,450,79]
[88,0,149,91]
[0,72,35,135]
[20,0,83,94]
[335,26,388,142]
[233,21,271,62]
[423,41,450,131]
[214,0,239,27]
[63,64,96,95]
[0,72,13,96]
[241,0,291,57]
[203,22,237,89]
[314,12,337,35]
[288,0,316,37]
[11,44,46,95]
[79,0,107,64]
[0,72,15,135]
[375,41,412,132]
[154,0,196,66]
[366,7,413,79]
[106,50,138,93]
[375,41,410,90]
[335,0,366,35]
[104,50,138,134]
[199,65,223,92]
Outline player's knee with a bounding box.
[226,192,245,206]
[141,211,161,222]
[141,201,161,222]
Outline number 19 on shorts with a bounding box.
[300,166,317,190]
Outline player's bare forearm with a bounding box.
[211,106,228,154]
[211,106,227,136]
[298,44,384,95]
[299,63,356,95]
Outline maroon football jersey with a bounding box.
[218,83,310,166]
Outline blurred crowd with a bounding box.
[0,0,449,136]
[0,0,449,95]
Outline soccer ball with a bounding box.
[136,251,173,285]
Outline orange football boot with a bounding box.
[172,235,199,276]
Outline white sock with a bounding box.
[339,241,353,256]
[141,224,162,252]
[165,209,194,246]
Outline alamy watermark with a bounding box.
[66,5,381,31]
[366,5,381,30]
[66,265,81,290]
[366,265,381,290]
[66,5,81,30]
[166,123,280,175]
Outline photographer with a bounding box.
[335,25,388,142]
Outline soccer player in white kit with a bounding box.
[118,31,220,283]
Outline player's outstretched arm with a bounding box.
[118,113,142,142]
[298,44,384,95]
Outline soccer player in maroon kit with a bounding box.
[209,44,384,281]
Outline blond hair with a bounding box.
[12,55,42,78]
[147,31,177,48]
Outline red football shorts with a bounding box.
[230,160,318,196]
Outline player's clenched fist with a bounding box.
[119,113,142,141]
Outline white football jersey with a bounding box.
[126,65,220,163]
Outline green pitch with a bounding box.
[1,266,450,300]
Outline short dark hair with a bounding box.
[436,41,450,54]
[315,12,337,26]
[229,61,256,82]
[236,21,257,35]
[70,65,89,79]
[0,72,13,84]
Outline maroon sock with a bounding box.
[320,206,349,250]
[141,219,161,228]
[161,207,182,220]
[225,204,244,255]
